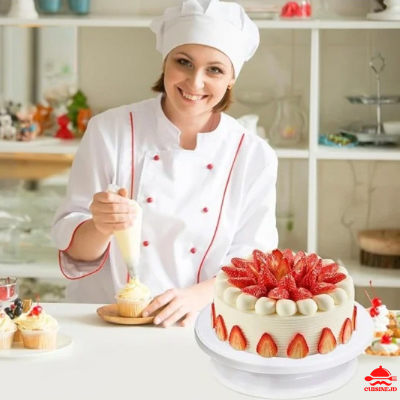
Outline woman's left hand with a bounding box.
[142,279,214,328]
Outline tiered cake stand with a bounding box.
[195,303,373,399]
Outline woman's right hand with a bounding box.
[90,188,137,235]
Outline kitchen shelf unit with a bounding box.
[1,15,400,287]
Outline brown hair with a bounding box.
[151,72,233,113]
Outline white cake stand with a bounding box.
[194,302,374,399]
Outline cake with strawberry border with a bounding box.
[212,249,356,358]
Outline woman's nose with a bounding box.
[187,70,205,92]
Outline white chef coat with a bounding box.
[51,94,278,304]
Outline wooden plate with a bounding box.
[97,304,155,325]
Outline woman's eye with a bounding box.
[209,67,223,74]
[178,58,191,66]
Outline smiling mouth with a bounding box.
[178,88,207,102]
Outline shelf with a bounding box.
[274,146,309,159]
[339,259,400,288]
[0,15,400,29]
[0,250,62,280]
[0,137,80,154]
[317,145,400,161]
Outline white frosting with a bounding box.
[373,305,390,333]
[322,259,335,266]
[335,276,355,299]
[371,341,399,354]
[215,270,228,281]
[237,294,258,311]
[215,280,230,297]
[276,299,297,316]
[297,299,318,316]
[312,294,335,311]
[223,287,242,306]
[255,297,276,315]
[337,266,348,275]
[328,288,348,305]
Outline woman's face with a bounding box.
[163,44,235,117]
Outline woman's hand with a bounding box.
[90,188,138,235]
[142,279,215,328]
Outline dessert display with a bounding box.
[115,277,152,318]
[15,296,59,350]
[364,282,400,357]
[212,249,356,359]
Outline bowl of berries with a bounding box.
[0,277,18,303]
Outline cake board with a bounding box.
[194,303,373,399]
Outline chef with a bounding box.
[51,0,278,327]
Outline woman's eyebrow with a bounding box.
[175,51,227,67]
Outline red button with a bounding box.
[190,248,197,254]
[207,164,213,170]
[203,207,209,213]
[147,197,153,203]
[154,155,160,161]
[143,241,149,247]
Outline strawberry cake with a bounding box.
[212,249,356,359]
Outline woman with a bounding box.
[51,0,278,327]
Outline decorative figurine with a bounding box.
[67,90,92,136]
[33,103,54,135]
[16,106,39,141]
[55,114,74,140]
[8,0,39,19]
[0,109,17,140]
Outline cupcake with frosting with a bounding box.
[116,277,152,317]
[15,302,58,350]
[0,309,17,350]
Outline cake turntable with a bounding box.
[195,302,374,399]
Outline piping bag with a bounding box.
[107,184,143,279]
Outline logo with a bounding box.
[364,366,397,392]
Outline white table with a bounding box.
[1,303,399,399]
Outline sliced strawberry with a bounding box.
[228,277,256,289]
[258,265,278,288]
[317,263,339,282]
[305,253,318,272]
[268,287,290,300]
[352,305,357,331]
[267,253,280,274]
[272,249,283,263]
[211,303,216,329]
[244,262,259,280]
[256,333,278,358]
[291,257,307,285]
[317,328,337,354]
[252,250,269,271]
[278,274,297,293]
[339,318,352,344]
[215,315,227,341]
[231,258,253,270]
[242,285,269,298]
[310,282,336,295]
[293,251,306,266]
[229,325,247,351]
[287,333,309,359]
[323,273,346,284]
[282,249,294,268]
[221,266,248,278]
[300,259,322,289]
[275,258,291,281]
[291,287,312,301]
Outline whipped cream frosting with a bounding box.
[372,305,390,333]
[16,311,58,331]
[371,341,399,354]
[0,312,16,332]
[117,277,151,300]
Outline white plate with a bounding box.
[0,332,73,359]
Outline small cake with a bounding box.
[212,249,356,358]
[0,309,17,350]
[116,277,152,317]
[15,299,58,350]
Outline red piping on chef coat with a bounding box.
[58,220,111,280]
[196,133,245,283]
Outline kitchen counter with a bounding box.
[1,303,399,399]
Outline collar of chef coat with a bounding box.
[153,93,227,152]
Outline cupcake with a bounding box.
[15,303,58,350]
[116,277,152,317]
[0,309,17,350]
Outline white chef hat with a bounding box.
[150,0,260,78]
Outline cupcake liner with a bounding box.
[13,329,23,344]
[20,328,58,350]
[0,329,16,350]
[116,297,152,318]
